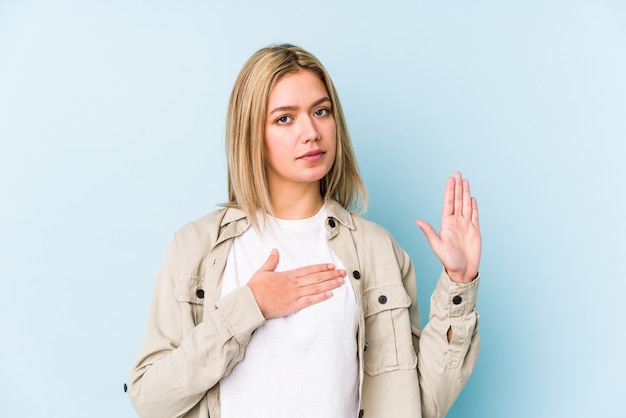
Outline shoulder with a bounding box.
[346,211,412,276]
[327,199,407,261]
[172,206,245,250]
[176,207,226,238]
[174,205,249,247]
[327,199,393,241]
[350,212,393,240]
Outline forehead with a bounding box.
[268,70,329,105]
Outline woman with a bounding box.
[127,44,481,418]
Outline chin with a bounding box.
[305,169,332,183]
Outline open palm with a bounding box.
[416,172,481,284]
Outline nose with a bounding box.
[298,115,320,143]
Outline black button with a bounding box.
[378,295,387,304]
[123,383,127,393]
[352,270,361,280]
[452,295,462,305]
[196,289,205,299]
[364,343,368,352]
[358,410,364,418]
[328,218,336,228]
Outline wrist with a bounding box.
[445,268,478,284]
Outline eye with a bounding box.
[276,115,292,124]
[314,108,330,117]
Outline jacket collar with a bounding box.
[220,206,247,227]
[214,206,249,248]
[325,199,355,230]
[216,199,355,246]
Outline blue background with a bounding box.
[1,1,625,417]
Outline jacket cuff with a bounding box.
[433,269,480,317]
[214,285,265,344]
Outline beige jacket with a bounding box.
[128,199,480,418]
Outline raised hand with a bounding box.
[415,172,481,283]
[247,249,346,319]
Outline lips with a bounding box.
[297,150,325,159]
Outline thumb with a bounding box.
[415,220,441,250]
[260,248,279,272]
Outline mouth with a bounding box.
[297,150,325,159]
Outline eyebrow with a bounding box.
[268,97,331,115]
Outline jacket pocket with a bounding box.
[174,275,205,326]
[363,283,417,376]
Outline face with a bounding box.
[264,70,337,193]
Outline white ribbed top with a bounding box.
[220,205,359,418]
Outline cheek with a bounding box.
[328,126,338,157]
[263,135,290,169]
[263,129,280,160]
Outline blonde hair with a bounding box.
[225,44,367,223]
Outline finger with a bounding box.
[462,178,472,219]
[442,176,455,216]
[296,268,346,287]
[295,291,334,311]
[471,197,480,228]
[415,220,442,252]
[453,171,463,215]
[298,275,344,296]
[258,248,279,272]
[291,262,339,278]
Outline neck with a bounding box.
[269,182,324,220]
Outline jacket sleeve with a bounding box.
[127,232,266,418]
[403,254,480,418]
